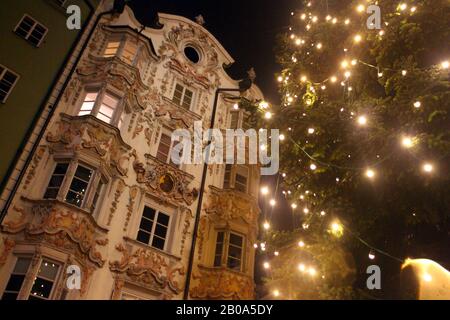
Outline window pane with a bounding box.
[154,224,168,239]
[0,70,18,102]
[5,275,26,292]
[227,257,241,270]
[157,213,170,226]
[230,112,239,129]
[137,230,151,245]
[104,41,120,57]
[214,232,224,267]
[223,164,232,188]
[38,261,59,280]
[181,89,193,110]
[65,165,92,207]
[229,233,243,247]
[91,180,105,212]
[151,236,165,250]
[29,278,54,300]
[44,163,68,199]
[2,257,31,300]
[173,84,184,105]
[122,40,138,64]
[78,92,98,116]
[143,206,156,220]
[156,133,172,162]
[139,218,153,232]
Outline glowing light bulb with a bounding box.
[351,59,357,66]
[273,289,280,297]
[298,240,305,247]
[320,211,326,216]
[301,75,307,82]
[233,103,239,110]
[277,76,283,82]
[357,115,367,126]
[402,70,407,76]
[261,186,269,195]
[423,163,433,173]
[274,251,279,256]
[308,128,315,134]
[332,18,337,24]
[259,101,269,109]
[270,199,276,206]
[379,30,385,36]
[414,101,421,108]
[356,4,365,13]
[441,60,449,69]
[263,262,270,269]
[344,18,350,25]
[279,134,285,141]
[344,71,351,78]
[300,13,306,20]
[399,3,407,11]
[330,76,337,83]
[410,6,417,13]
[316,42,322,49]
[264,112,272,119]
[368,252,376,260]
[321,85,326,90]
[253,243,258,248]
[330,221,344,236]
[310,163,317,170]
[312,16,318,23]
[298,264,306,272]
[291,203,297,209]
[263,221,270,230]
[365,169,375,179]
[295,38,301,46]
[341,60,349,69]
[326,15,332,21]
[353,34,362,43]
[303,207,309,214]
[309,267,317,276]
[401,136,414,148]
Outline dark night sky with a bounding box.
[128,0,299,103]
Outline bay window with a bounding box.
[103,36,140,66]
[1,257,62,300]
[78,89,123,128]
[213,231,244,272]
[43,161,106,212]
[222,164,249,193]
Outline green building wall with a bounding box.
[0,0,100,190]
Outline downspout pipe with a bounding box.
[183,80,253,300]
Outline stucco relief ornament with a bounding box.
[132,151,198,206]
[109,243,185,294]
[195,15,205,26]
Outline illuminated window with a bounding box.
[1,257,31,300]
[222,165,249,193]
[78,90,121,126]
[65,165,93,207]
[103,40,121,58]
[28,260,61,300]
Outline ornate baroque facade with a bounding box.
[0,4,263,300]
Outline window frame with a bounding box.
[172,83,195,111]
[14,14,48,47]
[136,205,172,252]
[156,128,181,167]
[78,87,124,128]
[213,230,245,272]
[103,35,141,66]
[222,164,250,194]
[0,65,20,103]
[42,159,106,212]
[229,109,251,130]
[1,255,62,300]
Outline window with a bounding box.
[136,206,170,251]
[44,162,100,210]
[222,165,249,193]
[172,84,194,110]
[103,40,121,58]
[65,165,93,207]
[14,15,48,47]
[1,257,61,300]
[156,133,172,163]
[28,260,60,300]
[0,65,19,103]
[78,90,121,126]
[121,40,138,64]
[234,166,249,193]
[43,163,68,199]
[223,164,232,189]
[1,257,31,300]
[213,231,244,271]
[230,111,239,129]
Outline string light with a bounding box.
[365,169,375,179]
[261,186,269,195]
[330,76,337,83]
[402,70,407,76]
[320,211,326,216]
[273,289,280,297]
[279,134,286,141]
[422,163,434,173]
[274,251,279,256]
[441,60,449,69]
[263,262,270,269]
[259,101,269,109]
[356,4,365,13]
[233,103,239,110]
[303,207,309,214]
[291,203,298,209]
[368,251,376,260]
[414,101,421,108]
[263,221,271,230]
[270,199,276,206]
[401,136,414,148]
[298,240,305,247]
[308,128,315,134]
[353,34,362,43]
[298,263,306,272]
[265,111,272,119]
[330,221,344,237]
[310,163,317,170]
[357,115,367,126]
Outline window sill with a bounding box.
[123,236,182,262]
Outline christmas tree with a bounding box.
[260,0,450,299]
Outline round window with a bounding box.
[184,46,200,64]
[159,174,175,193]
